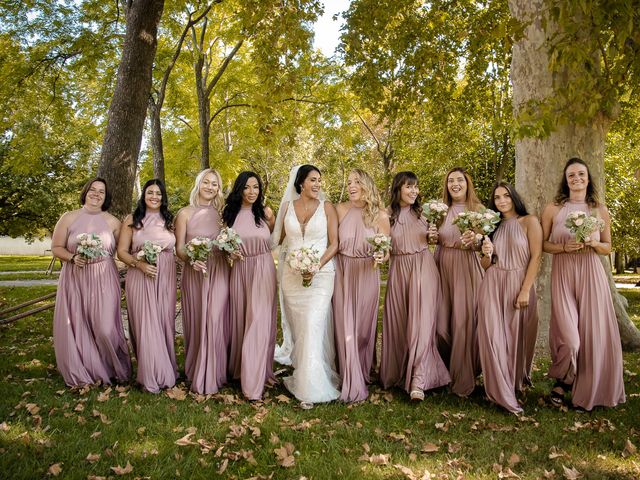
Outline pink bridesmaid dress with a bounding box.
[476,218,538,413]
[381,207,450,393]
[333,207,380,402]
[53,207,131,386]
[228,207,277,400]
[125,212,178,393]
[435,203,483,396]
[180,206,230,394]
[548,201,625,410]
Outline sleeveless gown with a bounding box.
[180,206,230,394]
[279,200,340,403]
[125,212,178,393]
[548,201,625,410]
[228,207,277,400]
[53,207,131,386]
[435,203,483,396]
[332,206,380,402]
[476,217,538,413]
[380,207,450,393]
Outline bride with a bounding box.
[272,165,340,408]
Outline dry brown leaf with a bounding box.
[421,442,439,453]
[175,432,196,446]
[448,442,461,454]
[165,386,187,401]
[47,463,62,476]
[270,432,280,444]
[544,469,557,479]
[549,446,565,459]
[369,453,390,465]
[508,453,521,467]
[250,426,261,438]
[383,392,394,402]
[275,394,291,404]
[562,465,582,480]
[32,415,42,429]
[25,403,40,415]
[91,410,111,424]
[498,467,521,479]
[217,458,228,474]
[0,422,9,432]
[86,453,101,463]
[362,443,371,453]
[394,464,417,480]
[274,443,295,468]
[90,431,102,439]
[87,476,107,480]
[110,461,133,475]
[622,439,637,458]
[97,387,112,402]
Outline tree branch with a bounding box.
[205,38,244,98]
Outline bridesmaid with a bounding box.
[380,171,450,400]
[51,177,131,386]
[224,172,277,400]
[476,183,542,414]
[117,179,178,393]
[434,166,484,396]
[333,169,390,403]
[541,157,625,411]
[175,168,230,394]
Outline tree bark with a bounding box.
[98,0,165,219]
[509,0,640,350]
[148,97,165,182]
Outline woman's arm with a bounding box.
[116,215,157,277]
[174,208,191,264]
[265,206,275,232]
[319,201,339,269]
[541,203,582,254]
[479,237,494,270]
[584,205,612,255]
[51,211,82,265]
[515,215,543,308]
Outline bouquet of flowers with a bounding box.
[366,233,392,268]
[211,227,243,267]
[287,246,321,287]
[453,208,501,244]
[421,200,449,227]
[136,241,163,265]
[565,211,604,243]
[75,233,106,259]
[184,236,214,276]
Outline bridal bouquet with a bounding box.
[453,208,501,246]
[366,233,392,268]
[136,241,163,265]
[421,200,449,227]
[184,236,214,276]
[75,233,106,259]
[565,211,604,243]
[287,246,321,287]
[211,227,243,267]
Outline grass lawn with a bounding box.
[0,286,639,480]
[0,255,59,273]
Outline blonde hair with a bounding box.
[441,167,483,211]
[189,168,224,210]
[350,169,384,228]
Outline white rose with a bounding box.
[574,219,584,226]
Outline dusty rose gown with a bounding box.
[435,203,483,396]
[180,206,230,394]
[476,218,538,413]
[548,201,625,410]
[381,207,450,393]
[53,207,131,386]
[125,212,177,393]
[333,206,380,402]
[228,207,277,400]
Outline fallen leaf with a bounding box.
[110,461,133,475]
[97,387,112,402]
[508,453,521,467]
[448,442,461,454]
[622,439,637,458]
[274,443,295,467]
[0,422,9,432]
[91,410,111,424]
[421,443,439,453]
[394,464,417,480]
[87,476,107,480]
[275,394,291,404]
[217,458,228,474]
[175,432,196,446]
[562,465,582,480]
[270,433,280,444]
[549,446,565,459]
[369,453,390,465]
[165,386,187,401]
[86,453,101,463]
[498,467,521,479]
[48,463,62,476]
[543,470,556,479]
[90,431,102,439]
[25,403,40,415]
[362,443,371,453]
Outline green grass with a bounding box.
[0,286,639,479]
[0,255,58,273]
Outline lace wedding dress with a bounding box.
[276,199,340,403]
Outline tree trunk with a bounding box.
[614,252,625,275]
[148,96,165,182]
[509,0,640,350]
[98,0,165,219]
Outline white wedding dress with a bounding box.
[276,200,340,403]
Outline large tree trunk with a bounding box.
[509,0,640,350]
[98,0,165,218]
[148,97,165,182]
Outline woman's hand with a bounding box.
[373,250,389,266]
[514,289,530,309]
[428,225,439,244]
[481,237,494,258]
[563,240,584,253]
[72,254,87,268]
[191,259,208,275]
[229,251,244,262]
[138,261,158,279]
[460,230,478,249]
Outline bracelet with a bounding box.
[69,254,77,264]
[131,260,138,269]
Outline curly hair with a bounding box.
[349,169,384,228]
